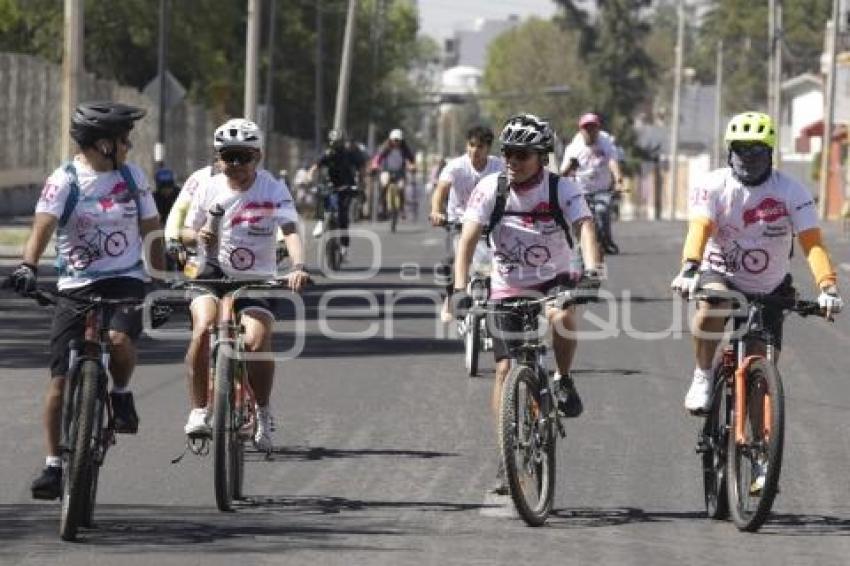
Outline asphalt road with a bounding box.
[2,218,850,565]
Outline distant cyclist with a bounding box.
[309,129,367,259]
[153,166,179,220]
[4,101,164,499]
[371,128,416,219]
[453,113,602,493]
[671,112,842,413]
[430,125,503,322]
[179,118,309,453]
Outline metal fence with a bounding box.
[0,51,310,198]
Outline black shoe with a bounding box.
[31,465,62,500]
[604,243,620,255]
[555,373,584,418]
[110,391,139,434]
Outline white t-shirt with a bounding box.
[463,171,590,299]
[562,131,617,194]
[36,160,158,290]
[690,168,818,293]
[439,154,504,221]
[185,169,298,277]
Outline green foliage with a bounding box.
[482,18,589,142]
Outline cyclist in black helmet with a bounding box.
[4,100,164,500]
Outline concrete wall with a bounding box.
[0,52,311,216]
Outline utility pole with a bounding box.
[773,1,783,169]
[244,0,261,121]
[714,40,724,168]
[263,0,277,153]
[668,0,685,220]
[768,0,775,118]
[367,0,385,155]
[315,0,324,154]
[819,4,839,219]
[333,0,358,133]
[61,0,84,161]
[155,0,169,167]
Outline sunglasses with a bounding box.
[730,143,770,158]
[220,149,256,165]
[502,147,535,161]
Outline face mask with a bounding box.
[729,146,772,186]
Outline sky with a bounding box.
[417,0,559,43]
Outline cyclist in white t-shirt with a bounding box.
[560,112,624,195]
[453,114,602,494]
[179,119,309,453]
[4,101,164,499]
[430,125,504,322]
[671,112,843,413]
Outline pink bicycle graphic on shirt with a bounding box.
[68,228,129,270]
[495,238,552,274]
[707,242,769,275]
[229,247,256,271]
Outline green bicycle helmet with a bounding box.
[724,112,775,149]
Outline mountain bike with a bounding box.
[483,283,598,526]
[382,171,406,233]
[317,182,357,273]
[168,276,300,512]
[27,289,146,541]
[694,289,826,531]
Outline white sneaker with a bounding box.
[684,371,712,413]
[184,407,211,436]
[340,245,348,261]
[312,221,324,238]
[750,459,767,495]
[253,405,275,453]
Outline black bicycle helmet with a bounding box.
[499,113,554,152]
[70,101,146,146]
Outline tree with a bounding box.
[482,18,590,145]
[553,0,656,161]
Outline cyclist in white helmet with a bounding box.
[371,128,416,220]
[178,118,309,453]
[453,113,602,494]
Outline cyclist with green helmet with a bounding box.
[671,112,842,413]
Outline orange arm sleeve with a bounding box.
[682,217,714,264]
[798,228,837,288]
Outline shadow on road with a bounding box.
[760,513,850,536]
[237,495,494,515]
[547,507,704,528]
[265,445,457,462]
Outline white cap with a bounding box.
[389,128,403,141]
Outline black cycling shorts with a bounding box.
[49,277,146,377]
[697,271,795,350]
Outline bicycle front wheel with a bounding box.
[59,360,99,541]
[213,344,238,512]
[702,368,730,520]
[500,365,555,526]
[727,358,784,531]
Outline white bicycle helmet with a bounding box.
[213,118,263,150]
[499,113,554,152]
[389,128,403,141]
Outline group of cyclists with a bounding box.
[3,99,843,507]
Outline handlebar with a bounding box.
[693,289,825,318]
[473,280,601,315]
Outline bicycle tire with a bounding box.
[59,360,98,541]
[464,313,481,377]
[231,362,247,501]
[213,344,237,512]
[80,389,106,528]
[727,358,784,531]
[388,184,399,232]
[500,365,555,526]
[702,368,730,520]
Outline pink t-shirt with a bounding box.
[463,171,590,299]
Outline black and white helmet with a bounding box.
[499,113,554,152]
[70,101,146,146]
[213,118,263,150]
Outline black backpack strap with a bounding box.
[484,173,509,246]
[548,173,573,248]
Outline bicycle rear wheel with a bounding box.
[464,313,481,377]
[59,360,99,541]
[702,368,730,520]
[500,365,555,526]
[727,358,784,531]
[213,344,238,512]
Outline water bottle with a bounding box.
[184,203,225,278]
[568,249,584,282]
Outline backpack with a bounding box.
[484,172,574,249]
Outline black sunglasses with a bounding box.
[220,149,256,165]
[502,147,534,161]
[730,142,771,158]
